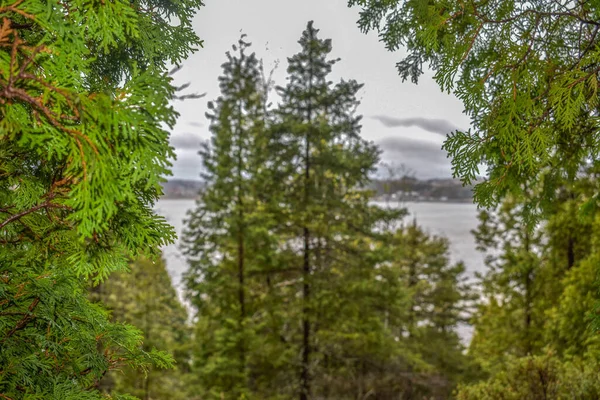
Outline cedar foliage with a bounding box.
[347,4,600,395]
[0,1,202,398]
[348,0,600,212]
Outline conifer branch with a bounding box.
[0,200,69,231]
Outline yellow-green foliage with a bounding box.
[0,1,202,398]
[457,353,600,400]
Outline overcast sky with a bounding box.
[168,0,471,180]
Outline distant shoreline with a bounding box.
[160,177,477,203]
[159,196,474,204]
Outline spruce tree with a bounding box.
[0,2,202,398]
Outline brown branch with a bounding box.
[3,84,97,156]
[10,22,32,30]
[0,0,25,13]
[0,201,69,231]
[0,311,26,316]
[460,23,483,65]
[4,297,40,339]
[567,64,600,89]
[475,7,600,27]
[0,0,36,21]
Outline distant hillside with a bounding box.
[368,177,475,203]
[161,177,476,202]
[161,179,205,199]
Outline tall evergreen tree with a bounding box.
[386,222,476,398]
[460,165,600,394]
[469,196,546,371]
[182,36,277,399]
[274,21,403,399]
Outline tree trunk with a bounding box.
[524,228,533,355]
[236,101,247,380]
[300,39,314,400]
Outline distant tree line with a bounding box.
[368,176,475,202]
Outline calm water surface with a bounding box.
[154,199,486,293]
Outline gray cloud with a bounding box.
[169,133,203,150]
[377,136,451,179]
[371,115,459,136]
[170,135,454,180]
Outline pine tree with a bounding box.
[274,21,403,399]
[182,36,277,399]
[92,256,191,400]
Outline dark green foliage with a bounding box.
[92,256,191,400]
[459,166,600,395]
[345,6,600,393]
[0,1,202,398]
[387,222,477,398]
[457,352,600,400]
[182,36,277,399]
[272,21,407,399]
[469,195,546,368]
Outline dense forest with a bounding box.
[2,1,600,400]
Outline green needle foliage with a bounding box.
[469,196,547,371]
[457,352,600,400]
[348,0,600,211]
[386,222,477,398]
[0,1,202,398]
[460,164,600,396]
[92,256,191,400]
[274,22,405,399]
